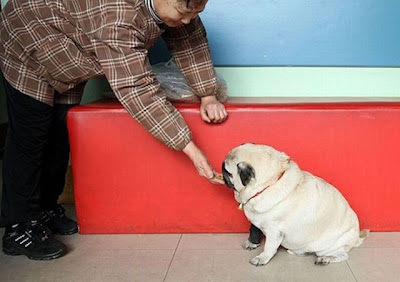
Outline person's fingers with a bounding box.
[205,168,214,179]
[200,100,229,124]
[222,108,228,120]
[212,107,228,123]
[210,112,220,123]
[198,161,214,179]
[214,172,223,179]
[200,107,211,123]
[208,177,224,184]
[208,172,224,184]
[218,108,227,122]
[206,108,216,121]
[209,107,224,123]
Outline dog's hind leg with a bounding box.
[249,224,263,244]
[243,224,263,250]
[242,240,261,250]
[315,247,349,266]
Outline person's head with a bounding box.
[154,0,208,27]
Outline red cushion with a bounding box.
[67,98,400,233]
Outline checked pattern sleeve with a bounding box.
[162,16,218,99]
[92,24,192,150]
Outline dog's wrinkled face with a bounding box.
[222,155,255,190]
[222,143,290,203]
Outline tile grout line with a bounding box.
[346,260,358,282]
[163,233,183,282]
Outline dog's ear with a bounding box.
[237,162,255,186]
[278,152,291,170]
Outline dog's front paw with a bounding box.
[250,254,271,266]
[242,240,261,251]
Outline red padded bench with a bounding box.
[67,98,400,234]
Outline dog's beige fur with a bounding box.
[223,143,366,266]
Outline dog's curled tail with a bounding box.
[354,229,370,247]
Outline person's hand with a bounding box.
[200,96,228,124]
[183,141,225,185]
[209,172,225,185]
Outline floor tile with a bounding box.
[178,233,250,250]
[59,233,181,252]
[347,248,400,282]
[0,249,174,282]
[358,232,400,248]
[48,205,182,252]
[165,247,356,282]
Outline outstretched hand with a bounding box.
[183,141,225,185]
[209,172,224,185]
[200,96,228,124]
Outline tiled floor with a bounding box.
[1,160,400,281]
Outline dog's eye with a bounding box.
[237,162,255,186]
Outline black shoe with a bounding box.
[2,221,67,260]
[41,205,78,235]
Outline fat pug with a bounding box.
[222,143,367,266]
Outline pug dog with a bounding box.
[222,143,367,266]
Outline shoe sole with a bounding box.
[2,242,67,260]
[52,227,79,236]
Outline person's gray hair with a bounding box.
[185,0,206,9]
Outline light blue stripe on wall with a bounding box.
[216,67,400,97]
[79,67,400,103]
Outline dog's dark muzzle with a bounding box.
[222,161,234,189]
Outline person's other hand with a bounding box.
[200,96,228,124]
[183,141,225,185]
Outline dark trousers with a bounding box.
[1,79,76,226]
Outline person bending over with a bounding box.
[0,0,227,260]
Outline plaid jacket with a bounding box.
[0,0,218,150]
